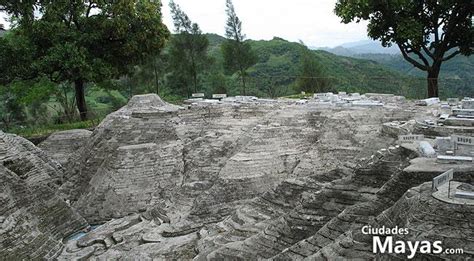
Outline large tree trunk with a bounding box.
[240,69,246,95]
[74,79,88,121]
[193,71,198,93]
[427,64,440,98]
[153,58,160,95]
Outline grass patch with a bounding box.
[6,119,102,139]
[283,93,313,99]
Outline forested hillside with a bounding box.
[205,34,432,98]
[352,52,474,98]
[1,33,469,137]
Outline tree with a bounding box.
[0,0,169,120]
[206,72,229,95]
[222,0,257,95]
[296,41,332,93]
[335,0,473,97]
[168,0,211,97]
[130,53,168,96]
[0,88,26,129]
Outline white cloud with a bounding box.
[162,0,370,47]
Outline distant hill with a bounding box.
[205,34,428,98]
[314,39,473,97]
[353,52,474,98]
[316,39,400,57]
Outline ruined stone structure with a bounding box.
[1,94,473,260]
[38,129,92,167]
[0,132,88,259]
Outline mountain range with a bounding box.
[314,39,400,56]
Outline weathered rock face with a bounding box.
[60,94,184,223]
[3,93,473,260]
[60,95,415,225]
[0,131,63,188]
[0,132,88,260]
[53,94,456,260]
[38,129,92,167]
[308,182,474,260]
[194,144,418,260]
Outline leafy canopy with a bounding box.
[221,0,257,94]
[296,42,332,93]
[335,0,473,97]
[0,0,170,85]
[335,0,473,70]
[168,0,211,95]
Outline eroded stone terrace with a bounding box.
[1,94,473,260]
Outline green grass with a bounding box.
[283,93,313,99]
[7,119,102,138]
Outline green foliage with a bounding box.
[222,40,257,76]
[335,0,472,53]
[0,31,36,85]
[205,73,229,94]
[296,42,333,93]
[222,0,258,95]
[357,53,474,98]
[219,36,419,98]
[86,86,127,112]
[0,88,26,128]
[126,54,169,96]
[334,0,473,97]
[168,1,211,97]
[7,119,98,139]
[0,0,170,118]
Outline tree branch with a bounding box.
[397,44,428,71]
[409,45,430,67]
[86,2,97,18]
[442,50,461,61]
[421,45,435,60]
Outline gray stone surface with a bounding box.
[304,181,474,260]
[3,93,473,260]
[0,133,88,260]
[38,129,92,167]
[0,131,63,188]
[418,141,436,158]
[53,94,435,259]
[59,94,415,225]
[416,97,440,106]
[462,99,474,109]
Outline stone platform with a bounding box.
[432,181,474,205]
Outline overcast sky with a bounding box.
[0,0,371,47]
[162,0,370,47]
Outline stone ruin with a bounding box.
[38,129,92,167]
[413,97,474,136]
[0,131,88,260]
[1,93,473,260]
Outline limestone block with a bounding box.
[462,99,474,109]
[434,137,454,153]
[418,141,436,158]
[416,97,440,106]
